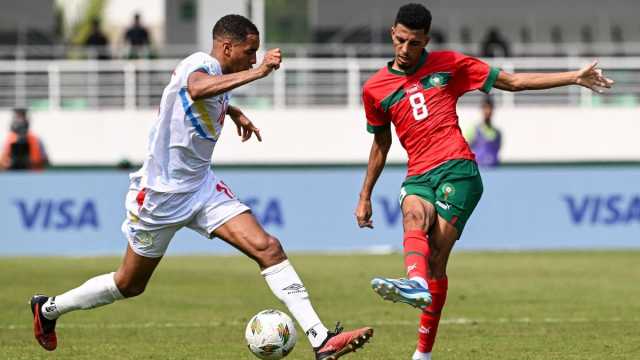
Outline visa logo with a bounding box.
[377,196,402,226]
[562,194,640,225]
[14,199,99,230]
[242,197,284,227]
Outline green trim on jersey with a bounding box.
[386,50,428,76]
[381,88,406,112]
[367,123,391,134]
[482,67,501,93]
[380,72,452,112]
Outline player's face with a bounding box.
[228,34,259,73]
[391,24,429,70]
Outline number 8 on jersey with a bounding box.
[409,92,428,120]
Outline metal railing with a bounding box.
[2,41,640,59]
[0,56,637,110]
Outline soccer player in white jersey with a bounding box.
[30,15,372,360]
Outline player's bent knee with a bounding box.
[255,235,287,268]
[403,209,426,229]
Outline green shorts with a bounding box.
[400,159,483,236]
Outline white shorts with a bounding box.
[121,173,250,258]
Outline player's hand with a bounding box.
[258,48,282,77]
[575,60,615,93]
[355,198,374,229]
[231,111,262,142]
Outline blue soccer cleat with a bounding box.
[371,277,432,309]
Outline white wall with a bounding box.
[0,107,637,165]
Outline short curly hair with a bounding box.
[212,14,259,42]
[395,3,432,34]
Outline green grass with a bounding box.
[1,251,639,359]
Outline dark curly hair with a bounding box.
[395,3,432,34]
[212,14,259,42]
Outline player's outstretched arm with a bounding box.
[494,60,614,93]
[356,128,392,229]
[187,48,282,100]
[227,105,262,142]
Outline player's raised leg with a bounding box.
[212,211,373,360]
[30,245,161,351]
[372,195,434,309]
[412,216,456,360]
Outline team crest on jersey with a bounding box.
[430,74,445,87]
[422,72,451,89]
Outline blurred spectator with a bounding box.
[124,13,151,59]
[0,108,49,170]
[481,27,511,57]
[459,26,472,44]
[430,28,446,45]
[519,27,531,44]
[550,26,566,57]
[611,25,623,43]
[611,25,624,56]
[518,27,532,56]
[459,26,473,54]
[117,158,133,170]
[580,25,594,43]
[466,96,502,167]
[580,25,595,57]
[85,18,110,60]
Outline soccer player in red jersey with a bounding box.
[355,3,613,360]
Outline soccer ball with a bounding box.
[245,309,297,359]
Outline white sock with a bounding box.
[41,272,124,320]
[410,276,429,290]
[261,260,329,348]
[412,349,431,360]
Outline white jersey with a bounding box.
[131,52,230,193]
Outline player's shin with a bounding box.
[261,260,329,348]
[417,277,448,354]
[41,272,124,320]
[404,229,430,289]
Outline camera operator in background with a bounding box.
[0,108,49,170]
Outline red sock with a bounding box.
[417,277,448,353]
[403,230,429,282]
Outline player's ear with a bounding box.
[424,34,431,47]
[222,40,233,57]
[390,26,395,40]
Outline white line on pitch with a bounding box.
[2,317,638,331]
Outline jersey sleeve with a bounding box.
[452,52,500,95]
[182,55,223,87]
[362,86,391,134]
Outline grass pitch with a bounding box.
[1,251,639,359]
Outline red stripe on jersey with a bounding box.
[136,188,147,208]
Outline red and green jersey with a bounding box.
[362,50,499,177]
